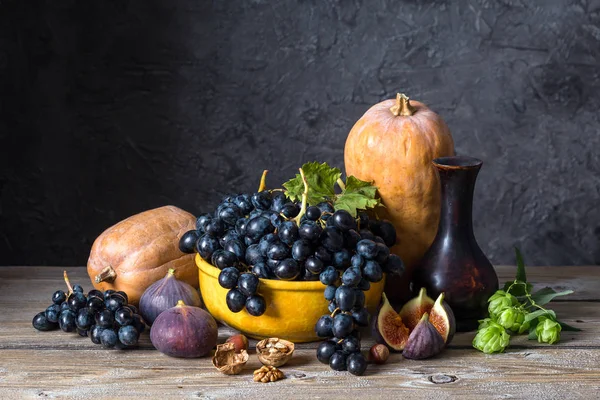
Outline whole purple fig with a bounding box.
[150,300,217,358]
[140,268,202,325]
[402,313,445,360]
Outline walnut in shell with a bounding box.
[212,342,249,375]
[256,338,295,367]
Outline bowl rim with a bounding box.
[195,254,328,292]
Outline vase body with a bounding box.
[412,156,498,332]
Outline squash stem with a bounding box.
[258,170,268,192]
[390,93,415,117]
[294,168,309,225]
[95,265,117,284]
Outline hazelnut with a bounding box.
[369,344,390,364]
[225,334,249,353]
[256,338,295,367]
[212,342,249,375]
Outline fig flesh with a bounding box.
[398,287,434,331]
[399,288,456,345]
[429,292,456,344]
[402,313,445,360]
[371,293,410,351]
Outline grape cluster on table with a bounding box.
[32,284,146,349]
[179,189,405,375]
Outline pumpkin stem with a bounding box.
[258,170,268,192]
[390,93,415,117]
[294,167,309,225]
[95,265,117,284]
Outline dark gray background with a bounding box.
[0,0,599,266]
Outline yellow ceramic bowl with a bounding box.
[196,254,385,343]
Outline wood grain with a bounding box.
[0,266,599,399]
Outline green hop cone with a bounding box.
[535,316,562,344]
[478,318,493,330]
[473,320,510,354]
[497,307,530,334]
[488,290,518,319]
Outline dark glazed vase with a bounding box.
[412,156,498,332]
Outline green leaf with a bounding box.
[334,176,381,217]
[558,320,582,332]
[524,309,556,323]
[283,162,341,206]
[528,325,538,340]
[527,317,541,340]
[530,287,574,306]
[515,247,527,283]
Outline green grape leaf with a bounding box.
[524,309,556,323]
[283,162,341,206]
[558,320,582,332]
[334,176,381,217]
[515,247,527,283]
[530,287,574,307]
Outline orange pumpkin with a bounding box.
[344,93,455,304]
[87,206,198,306]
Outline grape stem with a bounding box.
[63,270,74,296]
[294,168,309,225]
[336,177,346,191]
[258,170,268,192]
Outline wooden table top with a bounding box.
[0,266,598,399]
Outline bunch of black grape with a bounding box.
[179,190,311,316]
[179,189,403,324]
[32,278,145,349]
[314,211,405,376]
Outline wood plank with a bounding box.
[2,265,599,300]
[0,267,595,349]
[0,300,595,350]
[0,348,598,399]
[1,266,599,398]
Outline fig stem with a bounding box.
[176,300,186,307]
[63,270,74,296]
[168,268,176,276]
[258,170,268,192]
[95,265,117,284]
[294,168,309,225]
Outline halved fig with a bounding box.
[398,287,434,331]
[402,313,445,360]
[429,292,456,344]
[371,293,410,352]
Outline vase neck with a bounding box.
[435,162,481,235]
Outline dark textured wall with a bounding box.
[0,0,599,266]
